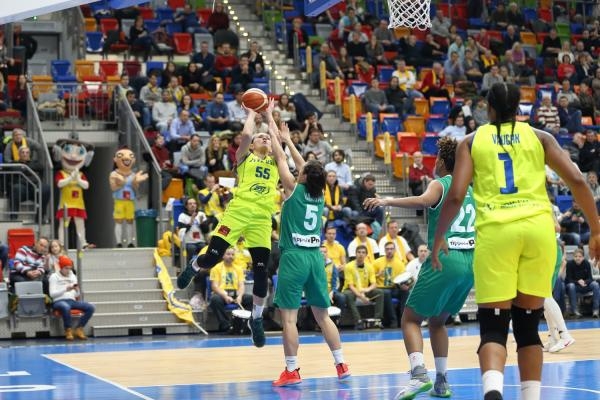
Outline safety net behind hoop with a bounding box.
[388,0,432,30]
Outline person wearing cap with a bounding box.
[49,256,95,341]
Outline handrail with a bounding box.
[0,163,43,227]
[25,84,55,235]
[117,97,165,241]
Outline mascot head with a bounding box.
[52,139,94,172]
[114,147,136,173]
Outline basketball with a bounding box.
[242,88,269,112]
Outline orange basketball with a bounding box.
[241,88,269,112]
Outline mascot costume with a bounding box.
[109,147,148,247]
[53,139,95,248]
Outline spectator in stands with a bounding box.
[348,174,384,235]
[274,94,297,129]
[431,10,451,48]
[179,133,207,188]
[325,149,353,191]
[342,245,384,330]
[252,113,268,134]
[208,247,253,333]
[542,28,562,61]
[439,114,467,139]
[152,91,177,136]
[3,128,41,163]
[229,55,254,93]
[0,242,8,275]
[303,127,333,164]
[129,16,161,61]
[199,174,227,228]
[160,62,178,89]
[126,90,150,129]
[9,146,50,222]
[420,62,449,99]
[11,237,49,294]
[285,130,305,171]
[205,135,228,174]
[580,130,600,175]
[207,1,230,33]
[311,43,343,89]
[11,74,27,117]
[557,55,577,85]
[13,24,37,61]
[363,78,395,117]
[164,76,185,106]
[227,89,247,131]
[177,197,208,264]
[536,94,561,135]
[243,41,265,77]
[181,63,202,94]
[151,133,175,190]
[565,248,600,318]
[472,97,489,126]
[557,79,580,107]
[577,82,595,119]
[408,151,434,197]
[422,33,445,62]
[392,59,424,101]
[480,48,498,72]
[49,255,95,340]
[324,170,350,223]
[463,48,483,82]
[338,7,359,41]
[114,73,134,102]
[320,245,346,308]
[168,109,195,151]
[300,112,324,142]
[587,171,600,211]
[490,2,508,29]
[385,76,411,116]
[399,35,422,67]
[205,92,230,133]
[480,65,504,96]
[347,222,380,263]
[506,2,525,29]
[379,220,414,262]
[214,43,238,80]
[557,41,575,67]
[558,202,589,245]
[503,25,521,51]
[227,132,241,167]
[191,41,216,91]
[557,95,584,134]
[347,31,368,62]
[179,94,203,130]
[323,226,347,268]
[373,241,410,327]
[139,72,162,109]
[366,34,387,66]
[287,17,308,59]
[373,19,395,51]
[174,4,202,34]
[447,36,466,63]
[444,51,467,84]
[465,36,484,60]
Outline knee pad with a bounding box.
[249,247,271,298]
[511,305,543,350]
[478,307,511,353]
[196,236,230,269]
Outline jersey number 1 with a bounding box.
[498,153,518,194]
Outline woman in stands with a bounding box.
[431,82,600,400]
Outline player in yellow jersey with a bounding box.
[432,83,600,400]
[178,103,280,348]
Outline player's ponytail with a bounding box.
[303,160,326,199]
[486,82,520,150]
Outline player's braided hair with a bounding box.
[303,160,326,199]
[437,137,457,173]
[486,82,521,150]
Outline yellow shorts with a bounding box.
[113,199,135,221]
[211,199,272,249]
[474,212,556,304]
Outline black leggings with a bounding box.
[197,236,271,298]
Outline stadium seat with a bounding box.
[249,82,270,94]
[381,116,402,135]
[430,97,450,116]
[348,81,368,97]
[99,18,119,35]
[99,60,119,79]
[173,33,194,55]
[358,115,378,139]
[166,22,183,35]
[426,116,446,132]
[421,133,440,155]
[138,7,155,20]
[520,86,536,103]
[144,19,161,33]
[84,17,97,32]
[156,7,175,23]
[168,0,186,9]
[422,154,436,172]
[326,79,347,104]
[403,115,425,136]
[85,32,104,54]
[555,195,573,213]
[123,61,141,77]
[378,65,395,83]
[146,61,164,75]
[75,60,95,82]
[397,132,420,154]
[413,97,429,117]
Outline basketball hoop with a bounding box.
[387,0,432,30]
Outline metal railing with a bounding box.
[117,96,165,242]
[0,165,43,227]
[26,84,55,235]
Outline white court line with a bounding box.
[311,384,600,395]
[41,355,154,400]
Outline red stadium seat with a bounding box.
[173,33,194,55]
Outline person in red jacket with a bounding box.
[207,2,230,33]
[214,43,238,80]
[420,62,449,100]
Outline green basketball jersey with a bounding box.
[427,175,476,250]
[279,184,324,251]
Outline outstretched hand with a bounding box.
[363,197,385,211]
[265,97,276,115]
[280,121,291,143]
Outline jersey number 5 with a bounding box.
[304,205,319,230]
[255,166,271,179]
[498,153,518,194]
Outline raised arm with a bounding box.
[235,108,257,163]
[363,180,444,211]
[269,120,296,196]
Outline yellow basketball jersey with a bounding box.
[233,152,280,214]
[470,122,552,227]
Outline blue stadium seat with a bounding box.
[468,18,487,29]
[555,195,573,213]
[146,61,164,75]
[421,134,440,155]
[349,82,368,97]
[381,116,402,135]
[144,19,161,33]
[156,7,175,23]
[85,32,103,54]
[302,23,315,36]
[426,116,447,132]
[523,8,537,24]
[378,66,394,84]
[51,60,72,80]
[556,134,572,148]
[166,22,183,35]
[430,99,450,116]
[249,82,270,94]
[358,115,379,139]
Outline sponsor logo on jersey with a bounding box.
[250,183,270,196]
[292,233,321,247]
[447,237,475,249]
[218,225,231,236]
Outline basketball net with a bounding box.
[387,0,432,30]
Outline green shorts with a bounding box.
[211,198,273,249]
[407,249,474,318]
[274,249,330,310]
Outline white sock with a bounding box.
[128,223,136,244]
[122,223,129,244]
[408,352,424,371]
[252,304,264,319]
[332,348,345,365]
[285,356,298,372]
[482,370,504,396]
[114,222,122,245]
[521,380,541,400]
[544,297,568,334]
[434,357,447,375]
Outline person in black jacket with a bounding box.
[346,174,384,236]
[565,248,600,317]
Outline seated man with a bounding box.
[179,134,207,189]
[49,255,95,340]
[342,245,384,330]
[565,248,599,318]
[208,247,253,333]
[3,128,42,163]
[372,242,410,327]
[378,220,414,266]
[168,109,196,152]
[10,237,49,294]
[152,91,177,135]
[347,222,380,264]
